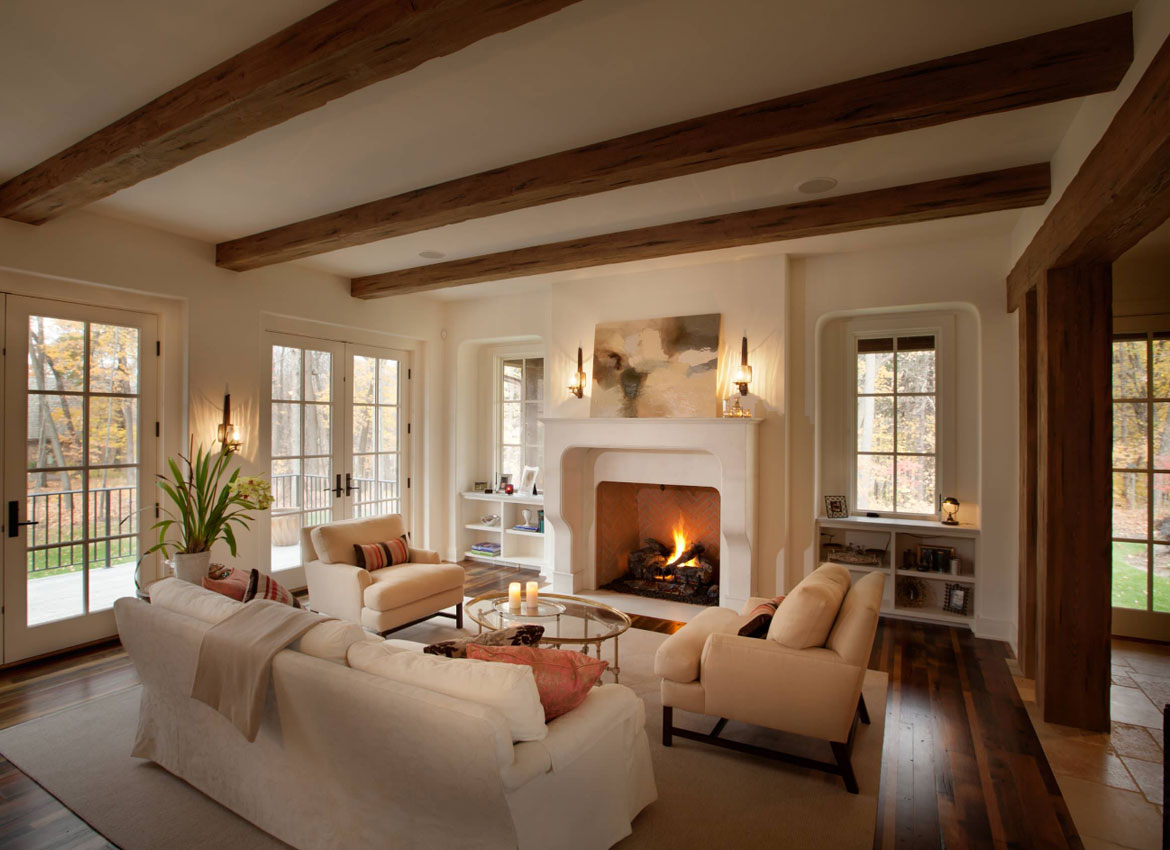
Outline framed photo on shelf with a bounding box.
[518,466,539,496]
[824,495,848,518]
[473,481,488,492]
[943,583,969,615]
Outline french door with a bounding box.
[3,296,157,663]
[265,334,409,587]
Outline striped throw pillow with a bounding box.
[738,595,785,638]
[243,569,301,608]
[353,536,410,571]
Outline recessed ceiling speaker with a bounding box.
[796,177,838,194]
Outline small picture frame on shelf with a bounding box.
[917,544,955,572]
[473,481,488,492]
[943,583,969,615]
[824,495,848,519]
[519,465,539,496]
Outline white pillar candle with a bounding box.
[508,582,522,611]
[526,581,539,609]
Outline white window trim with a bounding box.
[491,345,544,486]
[844,312,956,520]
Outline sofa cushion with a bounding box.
[424,624,544,658]
[354,536,410,571]
[201,566,250,601]
[151,578,242,624]
[767,564,851,649]
[363,562,465,612]
[467,644,607,721]
[347,640,547,742]
[293,619,372,665]
[311,515,408,566]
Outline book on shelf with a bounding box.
[538,510,544,533]
[470,542,501,555]
[512,525,541,532]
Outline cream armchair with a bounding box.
[655,566,885,793]
[302,514,465,635]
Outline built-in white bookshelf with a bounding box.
[815,515,979,628]
[460,491,548,571]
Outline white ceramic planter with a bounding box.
[171,551,212,584]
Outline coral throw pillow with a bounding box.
[353,536,410,571]
[466,644,607,721]
[202,566,250,601]
[738,595,786,638]
[243,569,301,608]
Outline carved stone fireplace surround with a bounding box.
[541,418,761,612]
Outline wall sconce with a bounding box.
[733,335,753,396]
[217,393,242,454]
[567,346,587,399]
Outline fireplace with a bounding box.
[596,482,720,605]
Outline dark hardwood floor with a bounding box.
[0,564,1079,849]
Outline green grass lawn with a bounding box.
[1113,541,1169,610]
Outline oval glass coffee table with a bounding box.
[465,592,632,682]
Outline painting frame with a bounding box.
[518,466,539,496]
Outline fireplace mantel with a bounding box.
[540,416,761,610]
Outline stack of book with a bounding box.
[470,541,501,557]
[512,523,541,533]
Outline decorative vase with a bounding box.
[171,551,212,584]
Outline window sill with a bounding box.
[817,514,979,535]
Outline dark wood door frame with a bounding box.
[1011,27,1170,729]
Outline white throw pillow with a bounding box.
[150,578,242,624]
[293,619,371,665]
[767,564,851,649]
[347,640,547,742]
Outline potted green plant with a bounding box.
[149,443,273,583]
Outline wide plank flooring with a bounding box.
[0,565,1081,849]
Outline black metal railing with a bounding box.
[26,485,137,573]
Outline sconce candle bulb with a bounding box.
[568,345,587,398]
[218,393,242,454]
[734,335,753,395]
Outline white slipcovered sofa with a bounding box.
[115,580,656,850]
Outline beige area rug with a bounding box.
[0,624,886,850]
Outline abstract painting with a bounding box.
[590,313,721,418]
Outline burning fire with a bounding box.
[667,516,698,567]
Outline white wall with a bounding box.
[443,253,790,598]
[0,210,445,580]
[789,230,1019,642]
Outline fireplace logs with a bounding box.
[606,537,719,604]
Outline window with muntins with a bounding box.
[499,357,544,487]
[1111,331,1170,612]
[854,335,937,516]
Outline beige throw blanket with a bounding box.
[191,601,332,741]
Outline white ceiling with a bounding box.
[0,0,1135,297]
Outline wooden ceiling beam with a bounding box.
[351,163,1051,298]
[0,0,582,225]
[1007,30,1170,310]
[221,14,1128,272]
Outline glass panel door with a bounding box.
[265,335,342,587]
[4,295,157,663]
[1112,330,1170,640]
[347,346,408,520]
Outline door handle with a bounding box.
[345,473,360,496]
[7,501,38,538]
[324,474,343,498]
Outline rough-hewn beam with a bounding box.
[0,0,581,224]
[220,14,1130,272]
[1008,28,1170,310]
[352,163,1051,298]
[1036,263,1112,731]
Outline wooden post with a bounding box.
[1018,288,1039,678]
[1036,264,1112,731]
